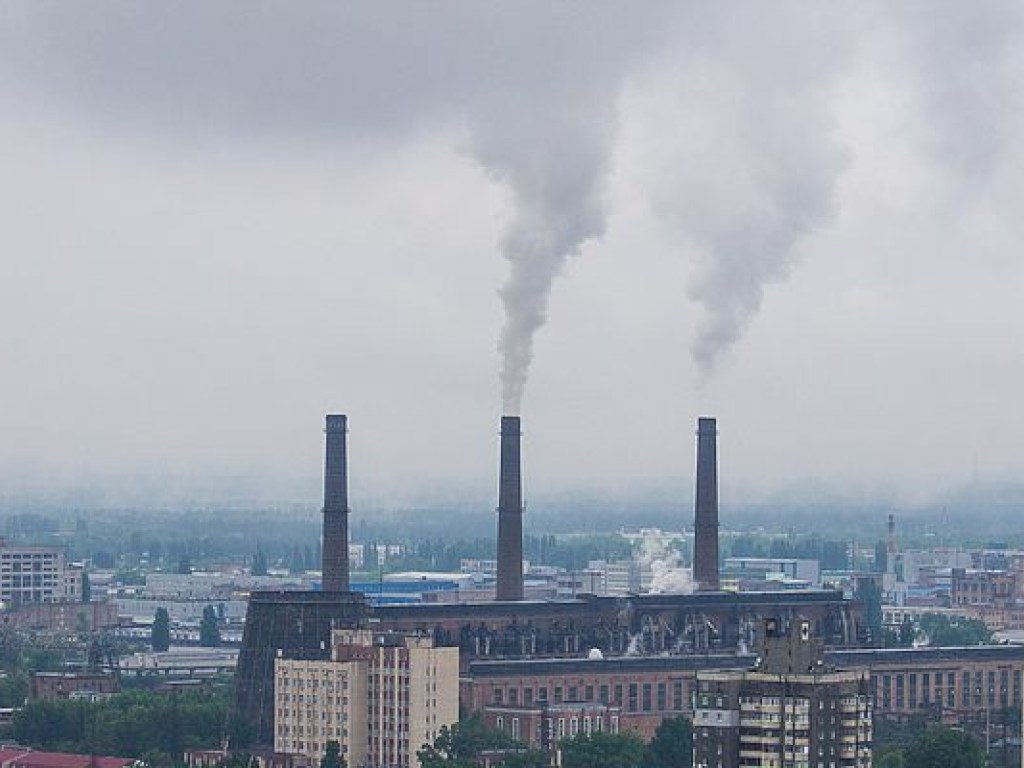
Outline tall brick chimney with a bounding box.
[496,416,524,601]
[322,414,350,592]
[693,416,720,591]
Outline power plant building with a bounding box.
[237,414,866,749]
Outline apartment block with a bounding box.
[0,541,82,607]
[275,630,458,768]
[693,619,872,768]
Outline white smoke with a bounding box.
[479,108,613,415]
[635,532,694,595]
[633,6,856,377]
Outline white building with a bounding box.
[0,541,82,608]
[275,629,459,768]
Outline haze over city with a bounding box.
[2,2,1023,508]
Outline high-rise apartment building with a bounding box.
[275,629,458,768]
[693,619,873,768]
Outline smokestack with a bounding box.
[496,416,524,601]
[322,414,350,592]
[693,416,720,591]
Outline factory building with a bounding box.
[274,629,458,768]
[236,415,864,748]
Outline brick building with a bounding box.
[464,638,1024,746]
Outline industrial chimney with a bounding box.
[322,414,350,592]
[693,416,720,591]
[496,416,524,601]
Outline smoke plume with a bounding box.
[483,119,612,415]
[637,7,853,377]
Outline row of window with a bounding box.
[876,667,1021,710]
[490,679,690,712]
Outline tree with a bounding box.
[251,547,268,577]
[418,716,517,768]
[81,571,92,603]
[151,608,171,652]
[874,541,888,573]
[875,748,905,768]
[646,716,693,768]
[918,613,991,646]
[321,739,346,768]
[855,578,883,645]
[199,605,221,647]
[559,732,645,768]
[905,726,983,768]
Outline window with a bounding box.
[628,683,639,712]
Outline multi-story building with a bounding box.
[722,557,821,588]
[274,629,458,768]
[951,568,1018,609]
[0,540,82,607]
[692,619,872,768]
[467,641,1024,744]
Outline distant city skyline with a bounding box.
[1,3,1022,504]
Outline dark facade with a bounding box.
[321,415,350,593]
[235,591,369,747]
[693,620,873,768]
[235,589,861,747]
[496,416,524,602]
[693,417,719,591]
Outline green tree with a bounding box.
[918,613,991,646]
[81,571,92,603]
[251,547,268,577]
[321,740,346,768]
[875,747,905,768]
[645,716,693,768]
[855,578,883,645]
[874,541,888,573]
[151,608,171,652]
[418,716,515,768]
[905,726,983,768]
[199,605,221,647]
[559,732,645,768]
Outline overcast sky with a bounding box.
[1,2,1022,506]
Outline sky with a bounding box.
[0,2,1022,507]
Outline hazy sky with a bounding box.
[1,2,1022,505]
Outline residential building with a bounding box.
[692,619,872,768]
[274,629,458,768]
